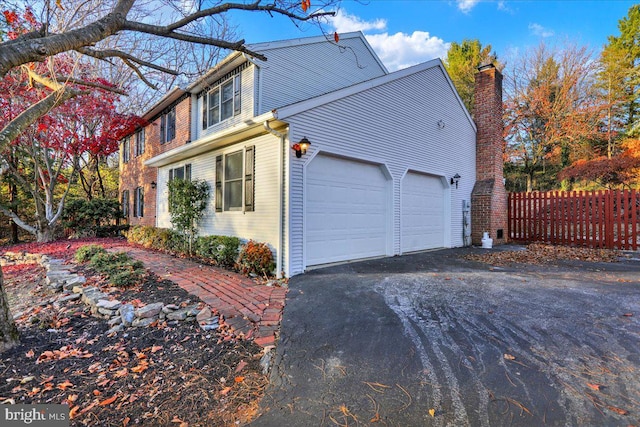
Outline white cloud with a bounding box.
[365,31,450,71]
[329,9,387,33]
[528,23,555,38]
[327,9,450,71]
[457,0,480,13]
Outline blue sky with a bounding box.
[229,0,636,71]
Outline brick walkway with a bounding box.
[113,246,286,348]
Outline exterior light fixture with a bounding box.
[437,120,445,129]
[151,181,157,189]
[292,136,311,158]
[450,173,461,189]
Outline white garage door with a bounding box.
[306,155,389,266]
[401,172,445,252]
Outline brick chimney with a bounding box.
[471,63,508,245]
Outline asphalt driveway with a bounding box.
[253,247,640,426]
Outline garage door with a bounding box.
[401,172,445,252]
[306,155,389,266]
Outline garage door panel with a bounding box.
[306,155,389,266]
[401,172,445,253]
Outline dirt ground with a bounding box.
[0,240,267,426]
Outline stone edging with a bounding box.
[2,251,220,335]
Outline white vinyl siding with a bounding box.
[285,65,475,275]
[156,133,279,252]
[254,36,386,115]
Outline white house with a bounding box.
[123,31,504,277]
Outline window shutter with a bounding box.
[169,169,174,182]
[185,164,192,181]
[133,188,138,217]
[234,75,241,115]
[160,115,166,144]
[244,146,254,211]
[215,155,222,212]
[168,109,176,141]
[202,94,208,129]
[139,187,144,218]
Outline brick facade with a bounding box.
[119,95,191,226]
[471,64,508,245]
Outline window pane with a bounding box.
[221,81,233,120]
[225,151,243,180]
[208,89,220,125]
[224,180,242,209]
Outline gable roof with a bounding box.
[246,31,388,74]
[273,58,476,131]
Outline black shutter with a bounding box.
[215,155,222,212]
[244,146,254,211]
[160,115,166,144]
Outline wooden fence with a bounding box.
[508,190,639,250]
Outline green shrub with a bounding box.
[195,235,240,268]
[127,225,182,253]
[74,244,107,263]
[110,267,144,288]
[85,251,144,287]
[63,198,123,237]
[237,240,275,277]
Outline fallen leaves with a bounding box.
[464,243,621,266]
[428,408,436,417]
[503,353,516,361]
[586,383,603,391]
[607,405,629,415]
[36,346,93,364]
[99,395,118,406]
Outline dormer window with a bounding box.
[202,74,241,129]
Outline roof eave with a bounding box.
[144,112,285,168]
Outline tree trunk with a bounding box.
[9,182,18,244]
[0,269,20,352]
[36,226,56,243]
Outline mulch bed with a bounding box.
[0,239,267,426]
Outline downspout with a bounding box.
[243,53,262,116]
[263,121,286,278]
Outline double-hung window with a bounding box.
[122,137,130,163]
[134,129,145,156]
[134,187,144,218]
[215,146,254,212]
[160,108,176,144]
[202,74,241,129]
[169,164,191,182]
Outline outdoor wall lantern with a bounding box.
[292,136,311,158]
[151,181,157,189]
[450,173,461,189]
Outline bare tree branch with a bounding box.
[55,76,128,95]
[122,57,158,89]
[0,0,135,76]
[77,46,180,75]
